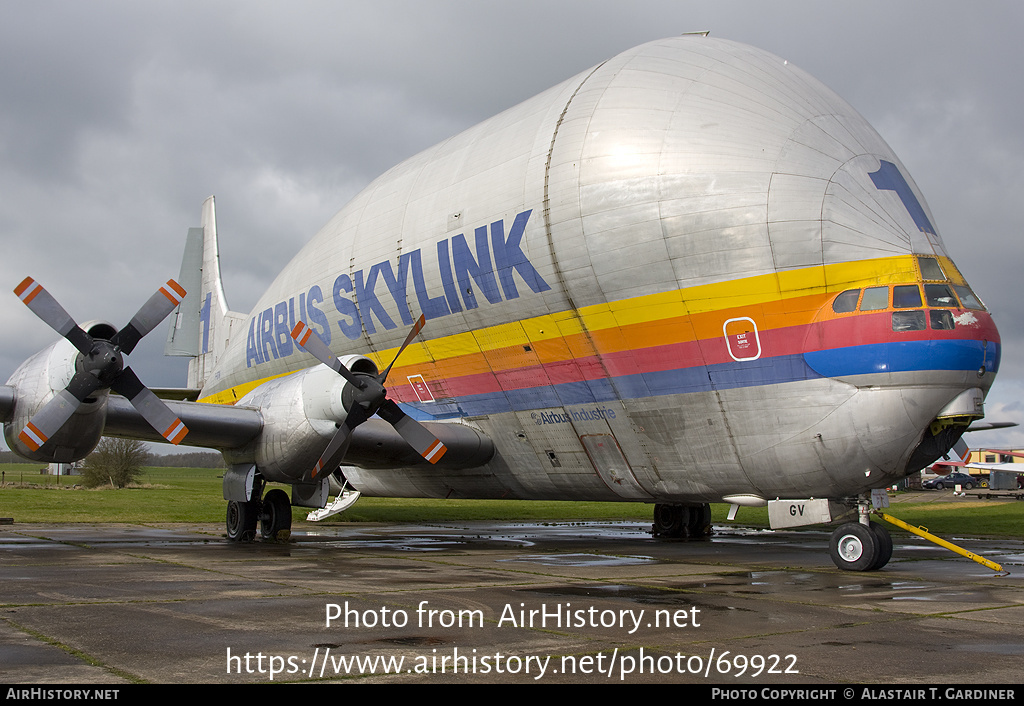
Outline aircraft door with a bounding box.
[580,433,651,500]
[723,317,761,361]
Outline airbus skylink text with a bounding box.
[327,600,701,635]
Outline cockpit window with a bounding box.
[952,284,985,311]
[833,289,860,313]
[892,285,922,308]
[930,310,955,330]
[860,286,888,311]
[924,284,958,308]
[918,256,946,281]
[892,310,926,332]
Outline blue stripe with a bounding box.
[399,338,997,420]
[803,339,996,378]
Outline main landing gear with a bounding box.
[226,482,293,542]
[652,503,712,539]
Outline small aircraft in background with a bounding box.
[1,35,1002,571]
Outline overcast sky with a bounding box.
[2,1,1023,453]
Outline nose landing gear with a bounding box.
[829,520,893,571]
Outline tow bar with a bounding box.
[874,511,1007,575]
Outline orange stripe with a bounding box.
[423,440,446,463]
[159,286,181,305]
[166,279,187,298]
[14,277,33,297]
[18,432,40,452]
[19,422,47,451]
[163,420,188,444]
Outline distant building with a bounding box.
[46,461,82,476]
[968,448,1024,465]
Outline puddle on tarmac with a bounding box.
[499,553,656,567]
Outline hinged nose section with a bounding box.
[935,387,984,424]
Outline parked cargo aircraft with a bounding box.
[1,35,1001,571]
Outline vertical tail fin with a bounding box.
[165,196,246,392]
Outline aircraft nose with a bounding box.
[803,284,1001,478]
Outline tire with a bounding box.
[829,522,879,571]
[935,482,945,490]
[963,482,974,491]
[653,504,688,538]
[260,488,292,540]
[226,500,258,542]
[686,503,712,538]
[868,522,893,570]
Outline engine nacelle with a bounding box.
[223,355,377,483]
[3,322,119,462]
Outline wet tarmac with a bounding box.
[1,518,1023,684]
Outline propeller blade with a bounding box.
[19,389,81,451]
[112,279,187,354]
[310,404,367,480]
[291,321,365,389]
[377,399,447,464]
[110,367,189,444]
[378,314,425,383]
[17,369,106,451]
[295,314,443,469]
[14,277,92,354]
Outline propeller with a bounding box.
[290,314,446,479]
[13,277,190,451]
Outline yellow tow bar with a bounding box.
[874,511,1006,574]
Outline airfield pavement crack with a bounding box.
[0,615,147,684]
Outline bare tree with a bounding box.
[81,438,151,489]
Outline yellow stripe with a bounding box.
[201,255,919,404]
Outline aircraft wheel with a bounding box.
[869,522,893,570]
[686,503,712,538]
[653,504,688,538]
[226,500,258,542]
[828,522,879,571]
[260,489,292,540]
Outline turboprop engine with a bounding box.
[223,354,378,483]
[6,276,191,463]
[3,330,111,462]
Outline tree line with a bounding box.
[0,449,224,468]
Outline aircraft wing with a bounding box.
[102,395,262,449]
[966,422,1019,432]
[103,393,491,469]
[2,383,490,472]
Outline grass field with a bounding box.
[1,464,1023,538]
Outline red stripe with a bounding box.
[387,310,1001,402]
